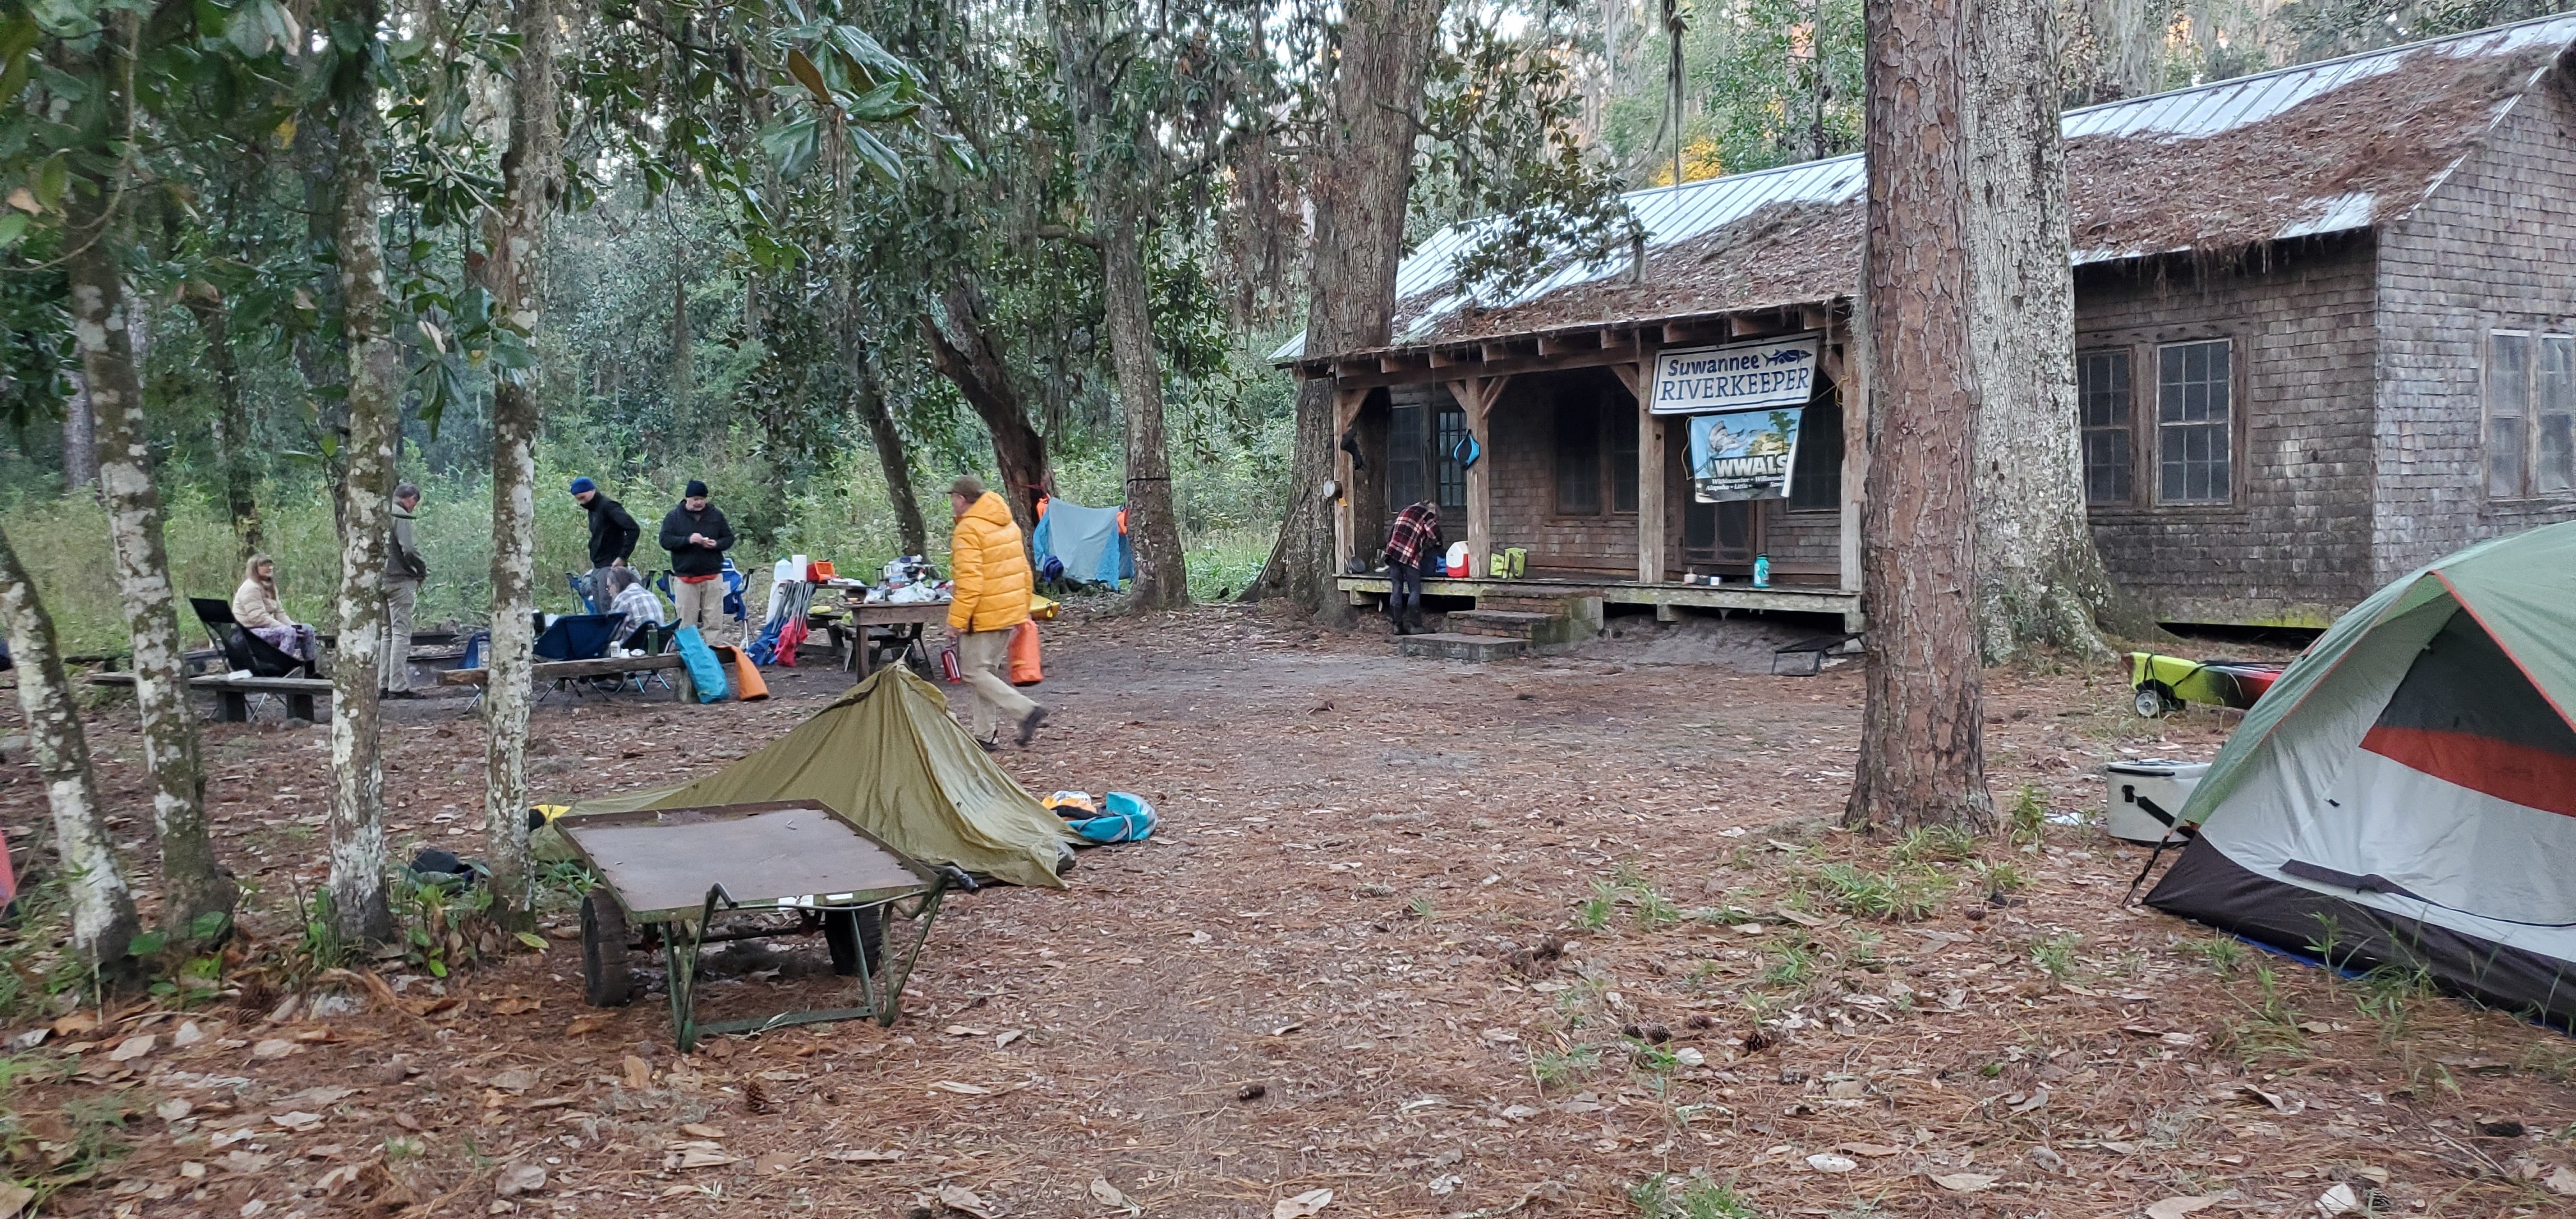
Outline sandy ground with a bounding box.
[3,604,2573,1219]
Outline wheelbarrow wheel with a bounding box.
[2133,684,2174,719]
[581,892,636,1008]
[822,907,885,977]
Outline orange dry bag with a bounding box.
[713,645,770,701]
[1008,620,1043,686]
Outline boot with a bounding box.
[1390,604,1411,636]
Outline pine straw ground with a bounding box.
[2,604,2573,1219]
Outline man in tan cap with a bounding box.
[944,475,1045,749]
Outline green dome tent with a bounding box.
[2145,521,2576,1027]
[555,667,1077,889]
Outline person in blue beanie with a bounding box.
[571,477,641,611]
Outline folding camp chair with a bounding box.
[568,571,604,615]
[189,597,313,717]
[535,612,628,700]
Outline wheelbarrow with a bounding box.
[556,800,964,1051]
[2127,652,2287,717]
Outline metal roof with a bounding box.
[1280,12,2576,363]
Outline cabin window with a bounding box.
[1554,400,1604,515]
[1388,393,1470,517]
[2156,339,2232,504]
[1387,400,1427,510]
[2488,330,2576,498]
[1434,404,1469,515]
[1609,410,1640,513]
[2078,348,2135,505]
[1787,390,1843,511]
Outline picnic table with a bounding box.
[89,671,332,722]
[828,599,951,678]
[557,800,961,1050]
[436,653,686,698]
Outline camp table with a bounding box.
[833,599,951,678]
[558,800,963,1051]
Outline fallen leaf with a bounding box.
[2160,1031,2202,1047]
[997,1031,1024,1048]
[493,1162,548,1198]
[250,1038,300,1061]
[488,997,541,1016]
[1825,1080,1864,1100]
[0,1181,29,1219]
[1274,1188,1333,1218]
[824,1149,905,1162]
[2146,1197,2221,1219]
[1805,1154,1857,1174]
[1091,1177,1136,1209]
[50,1012,98,1037]
[944,1025,993,1038]
[931,1080,991,1095]
[622,1055,652,1089]
[2239,1083,2305,1115]
[1734,923,1771,937]
[938,1183,995,1216]
[314,1163,362,1195]
[1480,1028,1520,1043]
[1929,1172,1998,1193]
[1834,1143,1902,1158]
[108,1034,156,1062]
[155,1098,193,1122]
[2315,1183,2359,1216]
[678,1123,726,1139]
[270,1111,324,1133]
[489,1067,538,1093]
[2544,1166,2576,1197]
[753,1151,795,1174]
[564,1013,611,1036]
[670,1147,739,1170]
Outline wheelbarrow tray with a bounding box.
[557,800,954,1050]
[2128,652,2287,715]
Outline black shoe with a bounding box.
[381,689,418,700]
[976,735,1000,753]
[1017,705,1048,746]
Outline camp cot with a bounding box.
[2143,520,2576,1028]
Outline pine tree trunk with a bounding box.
[1965,0,2119,664]
[924,281,1051,533]
[479,0,565,930]
[1252,0,1443,611]
[852,348,927,556]
[1846,0,1992,834]
[325,20,398,946]
[1095,215,1189,609]
[60,49,236,935]
[184,292,264,560]
[0,526,143,990]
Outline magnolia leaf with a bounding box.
[514,931,548,951]
[0,214,26,248]
[760,116,821,180]
[847,126,903,182]
[784,47,836,107]
[824,25,910,91]
[33,153,66,212]
[843,80,917,124]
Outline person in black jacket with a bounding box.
[571,477,641,611]
[660,479,736,641]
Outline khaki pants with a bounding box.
[673,577,728,643]
[957,627,1037,741]
[381,578,420,692]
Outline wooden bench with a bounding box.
[89,672,333,722]
[437,653,686,698]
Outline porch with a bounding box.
[1335,571,1861,629]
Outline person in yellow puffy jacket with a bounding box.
[944,475,1046,749]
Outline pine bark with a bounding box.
[1846,0,1992,834]
[1252,0,1444,610]
[61,28,235,935]
[0,526,143,990]
[183,291,264,560]
[924,280,1051,533]
[1965,0,2119,663]
[478,0,565,930]
[325,10,398,946]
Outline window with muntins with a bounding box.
[1609,411,1640,514]
[2078,348,2134,505]
[2488,330,2575,498]
[1435,405,1468,514]
[1554,401,1603,514]
[1387,401,1427,510]
[2156,339,2231,504]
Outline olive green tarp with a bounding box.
[540,667,1075,889]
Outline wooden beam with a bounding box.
[1834,315,1867,622]
[1446,376,1511,571]
[1634,345,1664,584]
[1333,384,1369,576]
[1801,303,1832,332]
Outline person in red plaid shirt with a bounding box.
[1381,500,1441,635]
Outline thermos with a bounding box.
[1752,555,1771,588]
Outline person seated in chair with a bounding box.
[231,554,319,665]
[605,566,666,650]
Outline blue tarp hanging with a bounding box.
[1031,499,1132,586]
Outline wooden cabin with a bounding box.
[1285,15,2576,632]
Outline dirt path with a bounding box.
[4,606,2572,1218]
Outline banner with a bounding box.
[1650,335,1821,416]
[1689,409,1802,503]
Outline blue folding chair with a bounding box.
[534,613,627,700]
[567,571,604,615]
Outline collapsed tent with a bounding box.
[2145,520,2576,1027]
[1031,499,1131,586]
[562,666,1077,888]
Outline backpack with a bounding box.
[673,625,731,703]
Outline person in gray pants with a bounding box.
[382,482,427,698]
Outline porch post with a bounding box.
[1635,348,1662,584]
[1333,383,1367,579]
[1832,316,1868,631]
[1448,376,1506,573]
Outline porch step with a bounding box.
[1397,632,1529,662]
[1446,610,1555,641]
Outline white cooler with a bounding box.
[2103,760,2209,844]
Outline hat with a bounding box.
[684,479,709,499]
[569,477,596,495]
[948,474,986,499]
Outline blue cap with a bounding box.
[569,477,596,495]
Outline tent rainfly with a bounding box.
[565,667,1078,888]
[2146,521,2576,1027]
